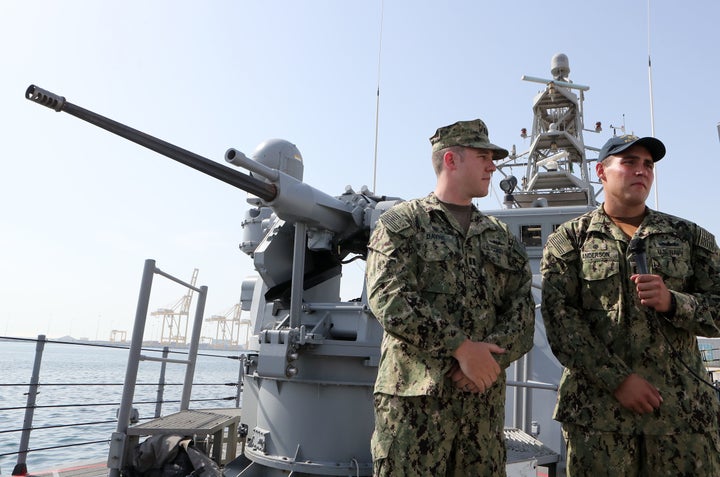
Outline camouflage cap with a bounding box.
[598,134,666,162]
[429,119,509,160]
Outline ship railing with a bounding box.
[700,345,720,366]
[506,379,558,391]
[108,259,244,476]
[0,304,243,475]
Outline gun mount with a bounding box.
[27,85,401,476]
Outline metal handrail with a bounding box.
[1,263,245,474]
[2,339,241,471]
[108,259,209,476]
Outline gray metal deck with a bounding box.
[34,425,556,477]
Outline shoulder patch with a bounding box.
[379,208,413,235]
[547,232,575,257]
[697,227,717,252]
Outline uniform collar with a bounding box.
[588,205,665,241]
[423,193,498,235]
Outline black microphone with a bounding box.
[628,237,649,274]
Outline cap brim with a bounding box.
[492,147,509,160]
[465,142,509,160]
[634,137,666,162]
[609,137,666,162]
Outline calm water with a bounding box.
[0,338,244,473]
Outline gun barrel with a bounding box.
[25,85,277,202]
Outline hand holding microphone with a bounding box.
[628,237,674,313]
[628,237,649,274]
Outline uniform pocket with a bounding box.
[481,242,513,270]
[371,394,397,461]
[580,260,620,311]
[648,243,692,290]
[417,241,458,294]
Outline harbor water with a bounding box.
[0,338,244,474]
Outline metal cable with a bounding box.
[0,396,236,412]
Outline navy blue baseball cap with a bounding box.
[598,134,666,162]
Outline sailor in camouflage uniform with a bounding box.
[541,134,720,476]
[366,119,535,477]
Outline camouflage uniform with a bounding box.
[366,193,535,477]
[541,206,720,476]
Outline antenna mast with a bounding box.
[372,0,385,193]
[648,0,659,208]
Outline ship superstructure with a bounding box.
[492,54,600,465]
[22,53,609,477]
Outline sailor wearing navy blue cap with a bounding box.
[541,134,720,476]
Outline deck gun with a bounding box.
[27,85,400,476]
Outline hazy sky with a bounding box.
[1,1,718,340]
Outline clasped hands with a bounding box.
[447,340,505,394]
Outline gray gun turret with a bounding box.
[27,85,400,476]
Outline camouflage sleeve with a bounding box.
[541,227,632,393]
[485,235,535,369]
[365,210,467,357]
[665,226,720,337]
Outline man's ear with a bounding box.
[443,150,458,171]
[596,160,606,182]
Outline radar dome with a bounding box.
[550,53,570,80]
[252,139,304,181]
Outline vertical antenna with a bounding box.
[648,0,659,208]
[372,0,385,193]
